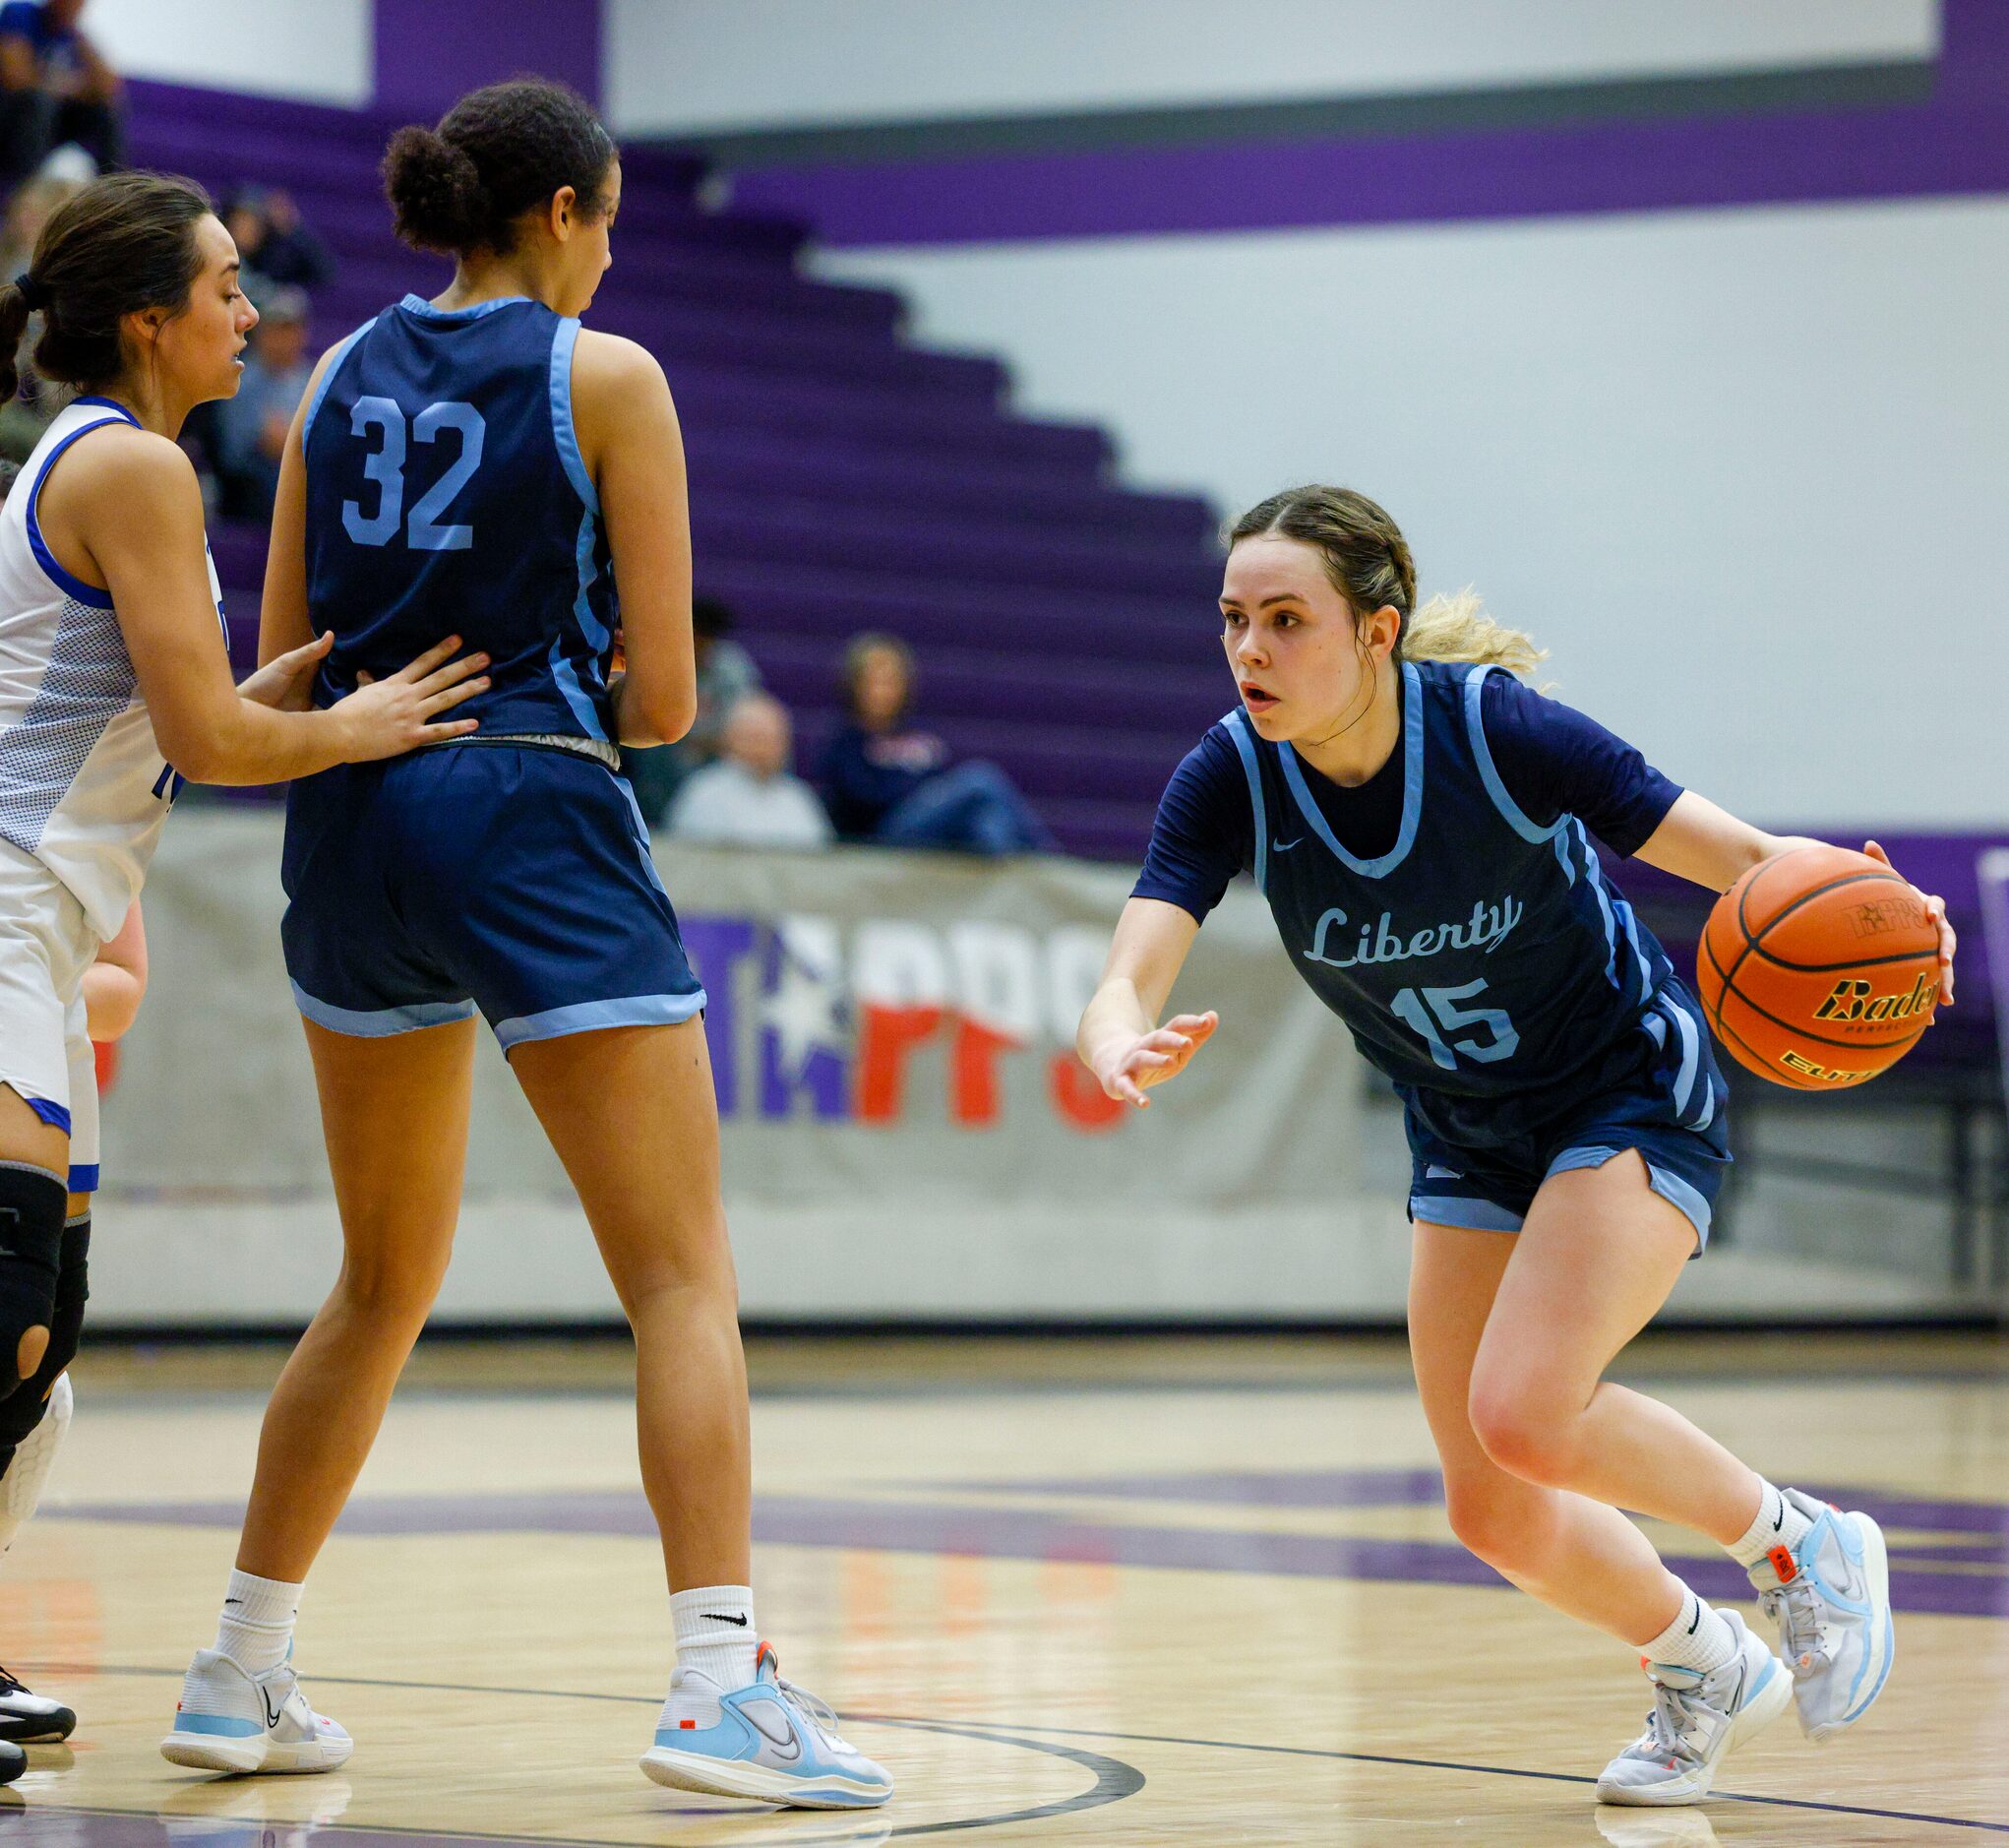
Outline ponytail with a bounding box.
[0,280,32,403]
[1401,587,1547,675]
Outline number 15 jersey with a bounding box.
[1219,659,1693,1150]
[303,293,618,741]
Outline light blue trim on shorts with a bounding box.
[290,981,477,1038]
[1409,1192,1524,1233]
[1547,1141,1713,1249]
[494,990,707,1052]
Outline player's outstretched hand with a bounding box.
[1863,839,1956,1007]
[1094,1011,1219,1109]
[238,629,333,712]
[332,636,490,763]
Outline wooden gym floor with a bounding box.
[4,1329,2007,1845]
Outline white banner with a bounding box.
[91,812,1401,1325]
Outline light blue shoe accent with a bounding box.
[1750,1489,1895,1741]
[641,1643,892,1811]
[167,1712,262,1739]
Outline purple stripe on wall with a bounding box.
[726,0,2009,246]
[372,0,601,119]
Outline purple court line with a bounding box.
[728,0,2009,244]
[62,1482,2009,1619]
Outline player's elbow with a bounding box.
[624,681,696,749]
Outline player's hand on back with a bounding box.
[238,629,334,713]
[330,636,490,763]
[1093,1011,1219,1108]
[1862,839,1956,1006]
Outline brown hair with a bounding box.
[0,170,213,403]
[1228,484,1546,675]
[383,78,616,258]
[841,631,914,722]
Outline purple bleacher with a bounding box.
[131,79,1231,863]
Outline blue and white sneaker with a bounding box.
[640,1641,891,1810]
[1748,1488,1894,1741]
[160,1649,352,1774]
[1596,1610,1792,1806]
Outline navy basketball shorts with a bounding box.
[1402,985,1732,1252]
[280,744,706,1051]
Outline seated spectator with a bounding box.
[223,185,334,295]
[668,693,831,851]
[0,0,121,191]
[624,594,761,826]
[213,285,312,518]
[819,633,1056,856]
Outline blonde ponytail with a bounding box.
[1401,587,1547,677]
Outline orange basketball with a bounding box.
[1695,844,1939,1089]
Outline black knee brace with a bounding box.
[0,1164,62,1405]
[0,1214,85,1451]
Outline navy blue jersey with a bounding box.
[302,294,615,740]
[1200,660,1695,1149]
[1137,667,1682,923]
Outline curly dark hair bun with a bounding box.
[381,79,615,259]
[382,125,491,254]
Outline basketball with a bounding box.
[1696,844,1940,1089]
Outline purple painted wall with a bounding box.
[727,0,2009,245]
[372,0,600,121]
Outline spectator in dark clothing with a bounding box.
[223,185,335,295]
[819,633,1056,856]
[213,285,312,519]
[0,0,121,189]
[624,594,761,827]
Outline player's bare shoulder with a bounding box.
[569,329,677,449]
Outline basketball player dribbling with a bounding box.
[158,81,890,1811]
[1077,486,1957,1805]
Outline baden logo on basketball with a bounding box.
[1810,972,1938,1027]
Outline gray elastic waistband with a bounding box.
[421,731,620,770]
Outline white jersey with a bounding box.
[0,396,221,941]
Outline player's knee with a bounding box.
[1466,1375,1582,1488]
[1441,1473,1547,1571]
[0,1164,65,1402]
[332,1248,449,1325]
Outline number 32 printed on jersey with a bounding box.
[342,397,486,551]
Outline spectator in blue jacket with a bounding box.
[819,633,1055,856]
[0,0,121,188]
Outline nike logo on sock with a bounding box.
[704,1612,750,1627]
[1685,1603,1701,1635]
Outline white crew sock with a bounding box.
[1726,1480,1816,1570]
[659,1585,759,1731]
[671,1584,759,1689]
[1642,1587,1739,1676]
[213,1568,301,1679]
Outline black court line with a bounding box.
[30,1665,1140,1843]
[35,1664,2008,1836]
[890,1717,2009,1836]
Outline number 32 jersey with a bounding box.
[303,293,618,741]
[1224,660,1686,1150]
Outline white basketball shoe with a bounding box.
[1597,1610,1792,1806]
